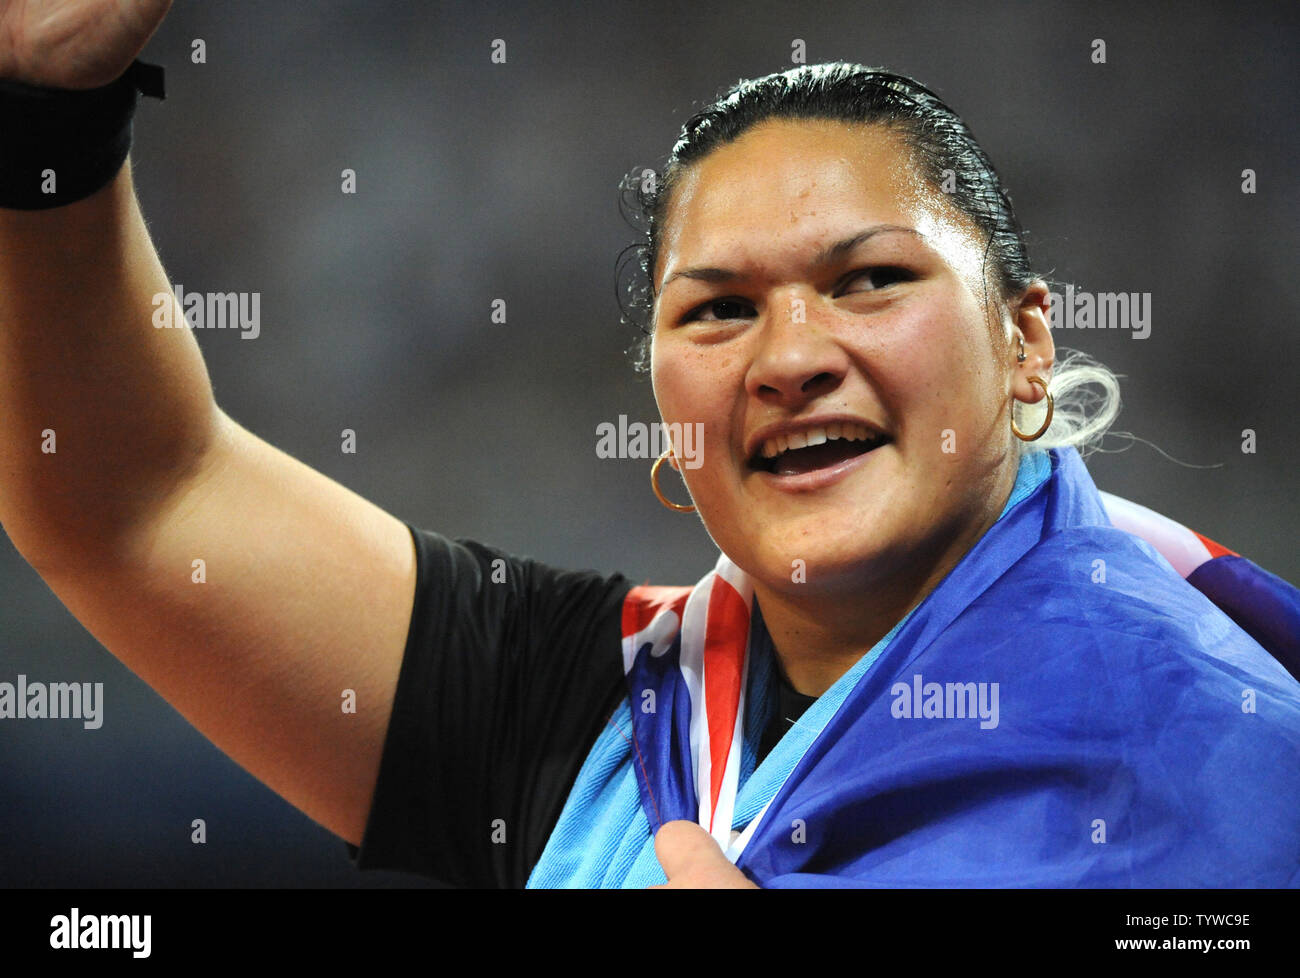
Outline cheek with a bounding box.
[914,287,994,366]
[652,344,745,499]
[858,307,953,412]
[870,295,1000,440]
[650,346,694,429]
[652,340,738,427]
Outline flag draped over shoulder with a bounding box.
[620,446,1300,887]
[1098,490,1300,680]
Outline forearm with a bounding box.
[0,158,221,569]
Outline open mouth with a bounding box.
[749,422,891,477]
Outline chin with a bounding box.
[741,528,905,597]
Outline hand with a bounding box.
[0,0,172,89]
[648,820,760,889]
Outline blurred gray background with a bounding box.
[1,0,1295,886]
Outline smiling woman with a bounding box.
[646,115,1058,696]
[0,1,1297,892]
[527,65,1300,886]
[635,67,1143,701]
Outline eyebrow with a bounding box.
[660,224,924,290]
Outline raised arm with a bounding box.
[0,0,416,846]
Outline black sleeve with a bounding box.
[347,523,633,888]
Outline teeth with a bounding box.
[758,422,882,459]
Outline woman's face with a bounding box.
[650,119,1030,600]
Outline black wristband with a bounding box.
[0,60,165,211]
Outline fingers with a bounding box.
[652,820,760,887]
[653,819,727,880]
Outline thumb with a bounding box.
[654,820,729,878]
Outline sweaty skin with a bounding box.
[649,119,1055,697]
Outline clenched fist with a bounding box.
[0,0,172,88]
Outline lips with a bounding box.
[748,421,891,476]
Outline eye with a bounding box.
[836,266,914,295]
[680,296,756,324]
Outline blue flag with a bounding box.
[620,447,1300,886]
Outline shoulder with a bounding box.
[918,523,1300,883]
[963,520,1300,706]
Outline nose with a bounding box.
[744,288,850,409]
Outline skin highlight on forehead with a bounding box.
[651,118,991,322]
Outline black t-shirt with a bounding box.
[349,524,815,888]
[757,668,819,762]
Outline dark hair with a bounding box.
[616,62,1038,372]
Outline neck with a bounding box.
[754,455,1023,698]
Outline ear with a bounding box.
[1010,280,1055,405]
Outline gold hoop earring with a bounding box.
[1011,376,1054,442]
[651,449,696,513]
